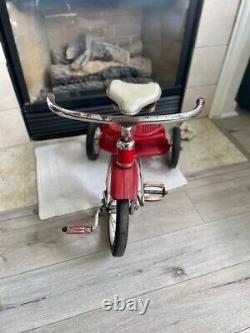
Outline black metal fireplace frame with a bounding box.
[0,0,203,140]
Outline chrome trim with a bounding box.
[47,94,205,125]
[105,160,112,205]
[117,139,135,150]
[137,158,144,206]
[121,126,132,138]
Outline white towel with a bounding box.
[35,137,187,220]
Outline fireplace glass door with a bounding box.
[6,0,190,103]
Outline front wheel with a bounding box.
[109,200,129,257]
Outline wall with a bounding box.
[182,0,240,116]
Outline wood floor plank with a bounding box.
[31,260,250,333]
[186,160,249,183]
[186,170,250,222]
[218,114,250,132]
[0,213,250,332]
[0,191,202,278]
[233,128,250,155]
[187,164,250,190]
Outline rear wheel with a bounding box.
[86,124,101,160]
[109,200,129,257]
[167,127,181,168]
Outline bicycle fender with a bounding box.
[110,155,139,201]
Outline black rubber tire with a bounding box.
[110,200,129,257]
[168,127,181,168]
[86,123,100,160]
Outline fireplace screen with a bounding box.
[6,0,190,103]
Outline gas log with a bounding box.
[66,34,87,61]
[49,34,152,91]
[69,40,130,70]
[52,81,105,94]
[49,64,101,85]
[50,47,68,65]
[129,57,151,76]
[70,53,90,71]
[82,58,151,76]
[102,66,146,80]
[52,76,151,98]
[65,37,142,64]
[82,60,123,74]
[91,41,130,63]
[49,63,148,86]
[121,39,143,56]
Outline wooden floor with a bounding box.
[0,161,250,332]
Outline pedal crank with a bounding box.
[143,182,167,202]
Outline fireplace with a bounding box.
[0,0,203,140]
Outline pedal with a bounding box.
[62,225,92,234]
[144,182,167,202]
[62,209,101,234]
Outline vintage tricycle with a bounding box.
[47,80,204,257]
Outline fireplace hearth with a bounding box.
[0,0,203,140]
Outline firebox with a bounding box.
[0,0,203,140]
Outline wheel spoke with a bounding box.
[108,201,117,246]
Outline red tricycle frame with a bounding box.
[47,85,204,257]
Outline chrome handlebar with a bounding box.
[47,93,205,125]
